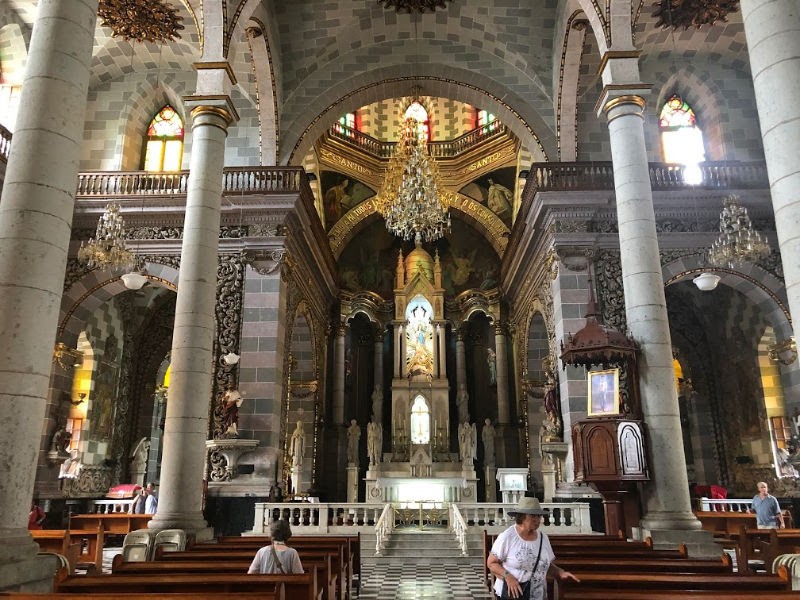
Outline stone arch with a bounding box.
[244,18,278,165]
[0,22,27,83]
[556,12,590,161]
[283,68,554,165]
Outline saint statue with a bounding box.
[217,383,244,438]
[541,368,563,441]
[458,417,477,462]
[346,419,361,465]
[487,178,512,217]
[367,418,382,466]
[290,420,305,468]
[482,418,496,467]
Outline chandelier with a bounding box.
[78,203,135,272]
[706,194,770,269]
[98,0,185,43]
[375,115,455,242]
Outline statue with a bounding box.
[487,348,497,386]
[456,384,469,424]
[458,417,477,462]
[367,418,382,466]
[541,368,563,442]
[129,437,150,486]
[346,419,361,465]
[487,178,512,217]
[290,421,305,468]
[59,449,81,480]
[216,383,244,438]
[49,427,71,457]
[482,418,496,467]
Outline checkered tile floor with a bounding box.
[358,561,494,599]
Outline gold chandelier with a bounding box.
[375,115,455,242]
[98,0,185,43]
[706,195,770,268]
[77,203,135,272]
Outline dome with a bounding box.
[404,239,434,282]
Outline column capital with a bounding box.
[595,85,651,120]
[184,95,239,129]
[494,322,507,336]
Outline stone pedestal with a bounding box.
[496,468,529,504]
[205,439,259,482]
[346,465,358,502]
[541,441,568,502]
[290,466,301,495]
[484,466,497,502]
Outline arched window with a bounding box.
[335,112,358,138]
[143,105,184,172]
[404,100,430,142]
[477,108,497,132]
[410,395,430,444]
[659,94,705,183]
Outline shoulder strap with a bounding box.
[531,534,544,574]
[270,544,286,574]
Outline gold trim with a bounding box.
[193,61,238,86]
[190,105,236,127]
[597,50,642,76]
[603,94,647,115]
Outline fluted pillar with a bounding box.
[437,324,447,378]
[333,325,346,425]
[494,324,510,424]
[0,0,97,589]
[372,328,384,422]
[393,325,402,378]
[148,100,236,539]
[455,328,467,392]
[599,87,699,532]
[741,0,800,337]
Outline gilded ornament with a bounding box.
[377,0,452,13]
[98,0,185,43]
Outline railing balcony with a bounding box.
[328,120,508,159]
[528,161,769,193]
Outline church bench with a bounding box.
[695,511,757,535]
[554,555,733,573]
[1,594,283,600]
[55,568,321,600]
[113,554,339,600]
[557,591,800,600]
[553,570,791,597]
[68,513,152,536]
[30,530,85,573]
[747,527,800,573]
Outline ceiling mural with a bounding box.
[321,170,376,231]
[458,166,516,229]
[338,218,499,299]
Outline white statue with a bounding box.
[346,419,360,464]
[458,417,477,462]
[367,418,382,466]
[290,420,305,468]
[59,449,81,480]
[129,437,150,486]
[482,418,496,467]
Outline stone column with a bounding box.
[372,329,383,422]
[0,0,97,589]
[148,99,237,539]
[437,323,447,378]
[393,325,402,378]
[599,84,700,535]
[333,325,346,425]
[455,328,467,393]
[494,324,510,424]
[740,0,800,339]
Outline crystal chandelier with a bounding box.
[375,115,455,242]
[707,195,770,269]
[77,203,135,271]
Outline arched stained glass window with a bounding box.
[477,108,498,132]
[659,94,705,182]
[335,112,358,138]
[143,105,184,172]
[404,100,430,142]
[410,395,430,444]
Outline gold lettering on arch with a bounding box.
[462,149,515,174]
[320,148,373,176]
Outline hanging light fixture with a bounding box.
[706,194,770,269]
[692,271,721,292]
[375,102,455,242]
[77,203,135,272]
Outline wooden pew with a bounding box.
[68,513,152,535]
[554,570,792,597]
[30,530,83,573]
[115,553,339,600]
[695,511,757,536]
[2,594,283,600]
[751,527,800,573]
[558,591,800,599]
[555,555,733,574]
[55,568,320,600]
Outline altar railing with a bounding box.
[375,503,395,556]
[696,497,752,512]
[450,503,469,556]
[251,500,594,535]
[87,498,136,513]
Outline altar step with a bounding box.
[362,527,485,564]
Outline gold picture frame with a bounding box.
[587,368,620,416]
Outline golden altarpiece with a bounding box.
[363,240,478,503]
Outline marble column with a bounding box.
[148,99,236,539]
[393,325,402,378]
[494,324,510,424]
[455,328,467,393]
[0,0,97,589]
[740,0,800,339]
[372,329,383,422]
[333,325,346,425]
[599,86,700,534]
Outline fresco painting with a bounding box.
[321,171,376,230]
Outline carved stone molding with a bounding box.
[377,0,453,14]
[653,0,740,30]
[213,254,245,396]
[593,251,627,333]
[243,249,287,276]
[62,465,113,498]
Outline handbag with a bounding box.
[500,535,543,599]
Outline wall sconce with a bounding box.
[222,351,240,366]
[68,393,87,406]
[769,337,797,366]
[693,272,721,292]
[53,342,83,370]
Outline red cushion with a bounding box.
[106,484,142,499]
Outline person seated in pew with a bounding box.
[247,519,304,575]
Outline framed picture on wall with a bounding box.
[587,368,620,416]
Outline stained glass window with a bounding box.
[659,94,705,180]
[335,112,357,138]
[410,395,430,444]
[477,109,497,131]
[404,100,430,141]
[143,105,184,172]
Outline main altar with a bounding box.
[359,241,478,504]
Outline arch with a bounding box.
[282,69,554,165]
[662,254,791,340]
[556,13,590,161]
[245,19,278,165]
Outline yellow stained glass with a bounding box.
[163,140,183,171]
[144,140,165,172]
